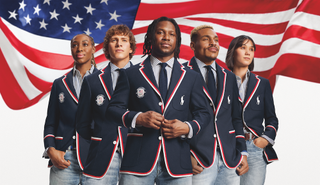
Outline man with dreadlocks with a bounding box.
[106,17,212,185]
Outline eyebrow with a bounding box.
[242,43,254,47]
[200,35,218,39]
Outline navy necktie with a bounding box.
[205,65,217,104]
[158,63,168,102]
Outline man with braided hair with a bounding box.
[107,17,212,185]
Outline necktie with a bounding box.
[158,63,168,102]
[205,65,217,104]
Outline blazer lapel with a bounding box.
[215,64,227,112]
[163,59,186,113]
[186,57,201,73]
[243,72,261,109]
[139,56,162,98]
[187,57,216,111]
[62,69,78,103]
[99,64,113,100]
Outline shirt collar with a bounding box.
[73,64,95,77]
[195,57,216,71]
[109,61,132,72]
[150,55,174,69]
[236,69,250,82]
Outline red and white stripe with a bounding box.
[1,0,320,109]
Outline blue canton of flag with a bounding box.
[0,0,141,43]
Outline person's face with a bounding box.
[71,34,95,65]
[151,21,177,59]
[190,28,220,64]
[107,34,132,63]
[234,39,254,68]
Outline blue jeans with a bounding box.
[82,152,122,185]
[119,153,192,185]
[192,150,239,185]
[240,139,267,185]
[50,150,83,185]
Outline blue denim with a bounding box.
[119,153,192,185]
[192,150,239,185]
[49,150,83,185]
[240,139,267,185]
[82,152,122,185]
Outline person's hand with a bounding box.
[191,155,203,175]
[136,111,164,130]
[161,119,189,139]
[236,155,249,176]
[253,137,269,149]
[47,147,71,169]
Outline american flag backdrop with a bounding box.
[0,0,319,110]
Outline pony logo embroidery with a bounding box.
[256,96,260,105]
[59,92,65,103]
[227,95,231,104]
[96,94,105,106]
[180,95,185,105]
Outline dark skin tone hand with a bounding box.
[161,119,189,139]
[47,147,71,169]
[191,155,204,175]
[254,137,269,148]
[236,155,249,176]
[136,111,164,130]
[136,111,189,139]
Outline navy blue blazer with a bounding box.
[76,63,129,178]
[240,72,278,163]
[185,57,246,169]
[106,56,212,177]
[43,68,97,169]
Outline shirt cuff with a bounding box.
[131,112,142,128]
[261,134,274,145]
[241,150,249,156]
[180,121,193,139]
[43,147,52,158]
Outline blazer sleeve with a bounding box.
[106,70,139,128]
[188,73,212,137]
[263,80,278,140]
[43,80,60,149]
[76,77,93,140]
[231,76,247,152]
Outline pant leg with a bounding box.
[82,152,122,185]
[214,152,240,185]
[50,150,82,185]
[192,153,219,185]
[156,154,192,185]
[240,140,267,185]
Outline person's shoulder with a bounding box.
[53,69,73,83]
[85,68,103,81]
[250,72,269,83]
[124,62,142,74]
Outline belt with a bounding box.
[244,133,255,141]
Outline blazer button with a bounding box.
[158,136,162,140]
[159,102,163,106]
[210,103,213,106]
[113,141,117,145]
[72,136,75,139]
[213,134,216,138]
